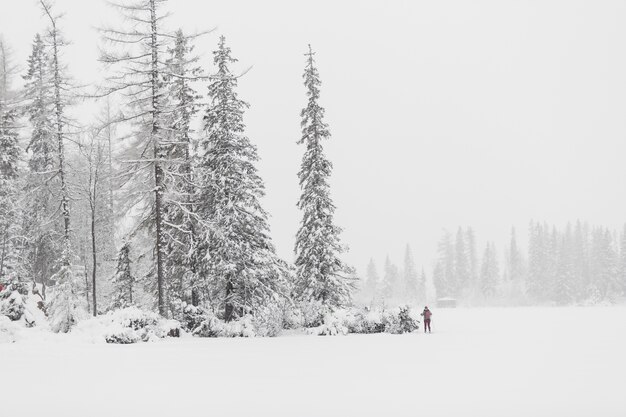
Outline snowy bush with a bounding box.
[74,307,181,344]
[0,316,18,343]
[48,265,89,333]
[0,279,36,326]
[192,312,256,338]
[384,306,420,334]
[183,302,284,337]
[312,310,350,336]
[297,300,331,328]
[310,306,420,336]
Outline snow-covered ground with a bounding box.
[2,307,625,417]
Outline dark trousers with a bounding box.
[424,319,431,332]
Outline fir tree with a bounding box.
[418,268,427,303]
[0,40,22,277]
[402,245,418,302]
[381,256,399,301]
[22,33,59,288]
[293,45,354,308]
[433,231,454,298]
[453,227,469,296]
[162,29,203,313]
[111,242,135,309]
[466,227,478,286]
[480,242,499,297]
[363,258,379,302]
[619,224,626,296]
[40,0,84,333]
[196,36,288,321]
[554,225,576,305]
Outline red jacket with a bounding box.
[422,310,432,320]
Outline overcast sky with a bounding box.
[2,0,626,275]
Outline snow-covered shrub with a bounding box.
[192,312,256,338]
[0,316,18,343]
[74,307,181,344]
[384,306,420,334]
[250,303,284,337]
[311,306,420,336]
[0,278,35,326]
[298,300,331,328]
[180,304,206,333]
[185,302,284,337]
[312,310,350,336]
[281,302,304,330]
[48,265,88,333]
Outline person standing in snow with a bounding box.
[421,306,432,333]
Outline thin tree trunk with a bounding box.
[150,0,166,317]
[42,2,72,263]
[91,207,98,316]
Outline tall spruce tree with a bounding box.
[363,258,379,302]
[403,244,418,302]
[162,29,203,314]
[294,45,354,308]
[111,242,135,309]
[196,36,288,321]
[381,256,399,301]
[40,1,86,332]
[480,242,499,298]
[433,230,454,299]
[22,33,59,289]
[0,40,22,278]
[453,227,469,296]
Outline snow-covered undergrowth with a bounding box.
[0,316,18,343]
[311,306,421,336]
[0,280,46,330]
[73,307,181,344]
[181,304,284,338]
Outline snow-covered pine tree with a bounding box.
[573,220,590,301]
[22,33,59,289]
[418,268,427,303]
[162,29,203,314]
[466,227,478,286]
[554,225,576,305]
[618,224,626,297]
[381,256,399,301]
[480,242,499,298]
[111,242,135,309]
[504,227,525,302]
[433,230,454,299]
[294,45,354,309]
[527,221,546,301]
[39,0,85,333]
[195,36,288,321]
[363,258,379,302]
[402,245,418,303]
[99,0,171,316]
[453,227,469,297]
[0,40,22,278]
[507,227,524,283]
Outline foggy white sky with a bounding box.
[2,0,626,275]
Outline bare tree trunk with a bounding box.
[42,1,72,263]
[149,0,166,317]
[91,207,97,316]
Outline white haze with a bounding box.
[1,0,626,274]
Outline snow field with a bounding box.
[1,307,625,417]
